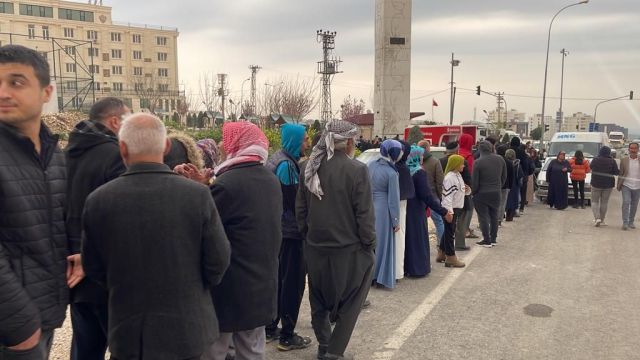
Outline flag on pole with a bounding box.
[432,99,438,107]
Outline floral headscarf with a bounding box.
[406,145,425,176]
[214,122,269,176]
[197,139,220,169]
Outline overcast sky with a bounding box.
[106,0,640,134]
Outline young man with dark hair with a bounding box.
[65,96,129,360]
[0,44,76,359]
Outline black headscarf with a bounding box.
[396,140,416,200]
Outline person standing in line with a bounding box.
[368,139,402,289]
[504,149,524,222]
[202,122,282,360]
[296,120,376,360]
[0,45,73,359]
[546,151,571,210]
[394,141,415,282]
[82,114,231,360]
[65,97,130,360]
[510,137,533,214]
[590,146,619,227]
[472,141,507,247]
[496,145,511,226]
[569,150,591,209]
[417,140,445,246]
[264,123,313,350]
[404,146,452,276]
[458,134,480,240]
[441,155,467,268]
[439,142,473,251]
[618,142,640,230]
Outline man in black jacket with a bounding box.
[0,45,71,358]
[65,97,129,360]
[82,113,230,359]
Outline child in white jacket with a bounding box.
[439,155,468,268]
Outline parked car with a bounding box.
[356,147,447,164]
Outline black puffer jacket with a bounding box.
[590,147,619,189]
[0,122,68,346]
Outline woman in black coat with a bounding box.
[546,151,572,210]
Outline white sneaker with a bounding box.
[595,219,601,227]
[600,222,608,227]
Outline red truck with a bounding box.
[403,125,488,146]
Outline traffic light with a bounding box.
[630,91,634,100]
[544,124,549,132]
[476,86,481,95]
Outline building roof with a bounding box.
[346,112,425,126]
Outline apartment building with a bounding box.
[561,112,594,132]
[0,0,181,114]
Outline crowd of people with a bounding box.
[2,44,640,360]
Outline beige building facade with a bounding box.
[0,0,180,114]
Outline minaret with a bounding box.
[374,0,412,138]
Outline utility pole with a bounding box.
[558,48,569,132]
[317,30,342,125]
[449,53,460,125]
[249,65,261,116]
[217,73,228,121]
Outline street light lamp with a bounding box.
[592,91,634,130]
[540,0,589,146]
[449,53,460,125]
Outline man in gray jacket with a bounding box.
[472,141,507,247]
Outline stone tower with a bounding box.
[374,0,412,138]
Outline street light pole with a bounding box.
[592,92,634,129]
[239,77,250,119]
[449,53,460,125]
[540,0,589,146]
[558,48,569,132]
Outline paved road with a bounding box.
[51,190,639,359]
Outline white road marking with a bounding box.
[373,246,483,360]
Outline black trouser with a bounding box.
[266,238,306,340]
[572,180,585,205]
[474,196,500,243]
[306,245,374,357]
[71,302,108,360]
[442,209,462,256]
[520,176,529,210]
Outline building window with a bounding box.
[64,46,76,56]
[19,4,53,18]
[134,82,143,91]
[156,36,167,46]
[93,82,100,91]
[158,84,169,92]
[88,48,99,57]
[103,69,110,77]
[89,65,99,74]
[111,49,122,59]
[27,25,35,39]
[63,27,74,38]
[59,8,94,22]
[112,82,123,91]
[132,34,141,43]
[0,2,14,14]
[133,67,143,76]
[65,63,76,73]
[87,30,98,41]
[110,32,121,42]
[158,68,168,77]
[66,81,77,90]
[111,66,123,75]
[132,50,142,60]
[157,52,167,61]
[42,26,49,40]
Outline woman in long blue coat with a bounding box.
[368,140,403,289]
[546,151,572,210]
[404,146,450,277]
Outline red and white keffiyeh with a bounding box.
[214,122,269,176]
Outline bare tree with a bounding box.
[260,75,319,122]
[177,92,194,127]
[340,95,366,121]
[199,73,220,117]
[133,74,170,115]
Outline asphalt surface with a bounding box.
[51,190,639,359]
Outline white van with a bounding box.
[536,132,610,205]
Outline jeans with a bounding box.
[203,327,266,360]
[572,180,585,206]
[591,187,612,221]
[430,211,445,247]
[621,186,640,226]
[71,302,108,360]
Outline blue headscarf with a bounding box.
[380,139,403,163]
[280,123,306,159]
[407,145,425,175]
